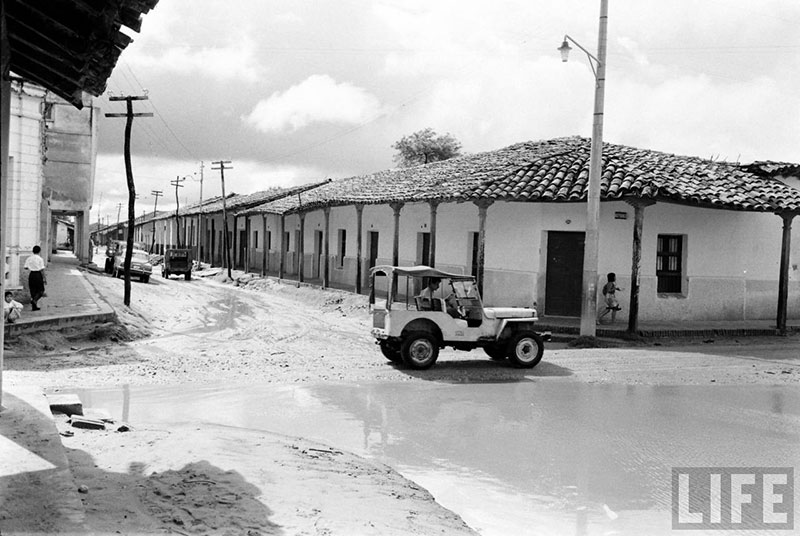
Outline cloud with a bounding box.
[243,75,384,133]
[92,153,328,225]
[125,40,263,82]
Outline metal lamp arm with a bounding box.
[562,34,601,79]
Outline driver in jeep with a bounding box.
[418,277,462,319]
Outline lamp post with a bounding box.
[559,0,608,337]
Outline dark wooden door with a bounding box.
[368,231,379,269]
[545,231,585,316]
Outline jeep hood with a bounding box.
[484,307,537,319]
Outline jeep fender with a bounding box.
[400,318,443,345]
[496,318,539,341]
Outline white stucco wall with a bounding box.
[7,83,47,287]
[131,187,800,324]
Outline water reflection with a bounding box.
[74,383,800,536]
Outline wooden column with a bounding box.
[323,207,331,289]
[261,213,267,276]
[429,201,439,267]
[355,204,364,294]
[210,219,215,264]
[298,212,306,283]
[232,215,238,269]
[196,214,202,263]
[278,214,285,279]
[244,217,250,272]
[777,211,797,334]
[625,198,655,333]
[390,202,404,294]
[474,199,493,297]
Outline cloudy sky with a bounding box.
[92,0,800,224]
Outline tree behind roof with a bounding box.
[392,128,462,167]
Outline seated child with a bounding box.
[4,291,23,323]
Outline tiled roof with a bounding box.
[235,180,332,216]
[742,161,800,177]
[250,139,573,214]
[472,138,800,212]
[6,0,160,108]
[250,137,800,215]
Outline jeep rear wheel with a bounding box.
[401,332,439,370]
[506,331,544,368]
[484,345,506,361]
[379,341,402,362]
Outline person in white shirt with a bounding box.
[23,245,47,311]
[4,291,23,323]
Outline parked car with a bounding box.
[162,248,192,280]
[112,249,153,283]
[369,265,545,370]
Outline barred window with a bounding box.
[656,235,683,293]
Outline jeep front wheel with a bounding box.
[506,331,544,368]
[401,332,439,370]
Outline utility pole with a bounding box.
[170,176,185,247]
[150,190,163,254]
[211,160,233,280]
[105,95,152,306]
[197,161,204,262]
[116,203,123,238]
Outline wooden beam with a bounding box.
[298,212,306,284]
[355,204,364,294]
[625,198,656,333]
[777,211,798,334]
[390,202,404,295]
[473,199,493,298]
[323,207,331,289]
[428,201,439,268]
[278,214,285,279]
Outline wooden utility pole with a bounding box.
[170,175,185,247]
[197,161,204,262]
[211,160,233,280]
[116,202,122,238]
[150,190,162,253]
[105,95,152,306]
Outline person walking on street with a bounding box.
[598,272,622,324]
[24,245,47,311]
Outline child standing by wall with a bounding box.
[598,272,623,324]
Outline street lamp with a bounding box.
[559,0,609,337]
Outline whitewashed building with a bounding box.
[4,79,97,291]
[127,137,800,330]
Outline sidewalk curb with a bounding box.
[0,385,86,532]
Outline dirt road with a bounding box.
[4,267,798,535]
[6,267,799,389]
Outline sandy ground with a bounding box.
[4,265,799,535]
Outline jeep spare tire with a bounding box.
[401,332,439,370]
[506,331,544,368]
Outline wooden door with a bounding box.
[545,231,585,316]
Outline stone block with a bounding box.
[46,393,83,416]
[70,416,105,430]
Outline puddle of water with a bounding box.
[74,382,800,536]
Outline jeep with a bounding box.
[369,265,544,370]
